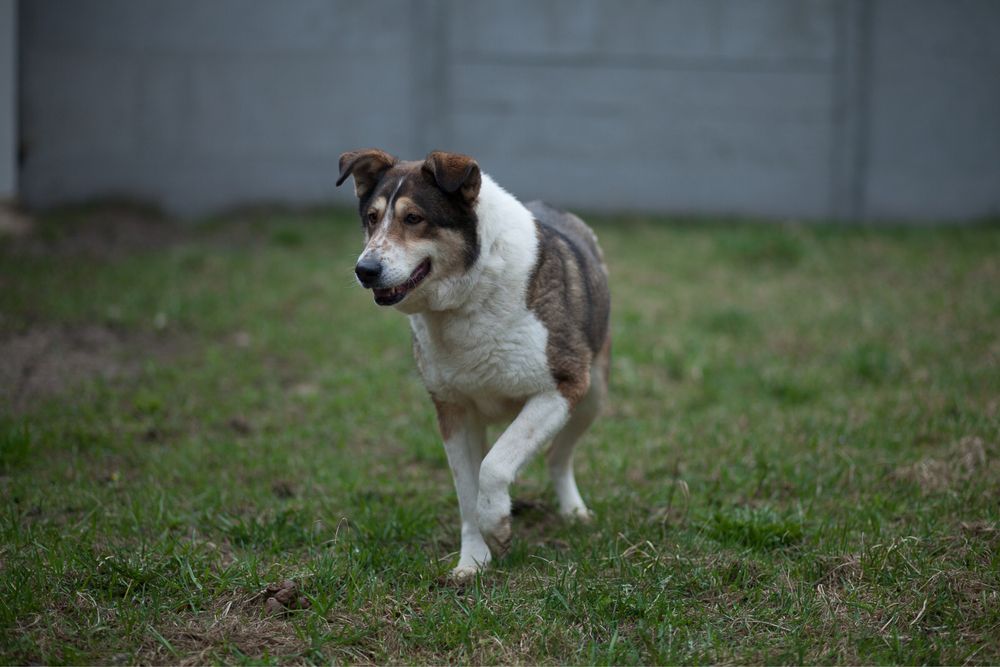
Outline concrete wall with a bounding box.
[17,0,1000,221]
[863,1,1000,221]
[18,0,424,215]
[448,0,842,219]
[0,0,15,199]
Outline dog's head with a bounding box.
[337,149,481,311]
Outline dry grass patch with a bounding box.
[137,593,306,665]
[891,436,994,494]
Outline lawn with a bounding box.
[1,205,998,665]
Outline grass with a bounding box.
[1,205,998,664]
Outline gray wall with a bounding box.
[0,0,14,199]
[863,1,1000,221]
[17,0,1000,221]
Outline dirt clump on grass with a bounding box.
[261,579,311,616]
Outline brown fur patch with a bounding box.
[525,203,611,407]
[432,397,463,441]
[337,149,397,199]
[393,195,416,218]
[596,332,612,394]
[423,151,481,205]
[368,196,387,219]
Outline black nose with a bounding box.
[355,258,382,285]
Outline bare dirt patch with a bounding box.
[0,203,33,238]
[0,324,184,413]
[137,593,306,666]
[137,583,378,665]
[1,204,195,412]
[6,203,188,260]
[4,200,310,261]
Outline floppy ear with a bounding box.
[422,151,481,205]
[336,149,397,198]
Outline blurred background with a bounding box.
[2,0,999,223]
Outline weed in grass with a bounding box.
[845,341,901,385]
[214,509,323,553]
[708,506,804,550]
[696,307,758,338]
[270,228,306,248]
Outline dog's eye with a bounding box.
[366,210,378,225]
[404,213,423,226]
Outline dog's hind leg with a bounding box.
[546,371,602,521]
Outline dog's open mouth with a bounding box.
[373,259,432,306]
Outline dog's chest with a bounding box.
[410,308,553,415]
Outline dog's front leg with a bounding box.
[435,401,491,580]
[477,390,571,557]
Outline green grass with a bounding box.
[1,206,998,664]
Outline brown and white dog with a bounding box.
[337,149,610,579]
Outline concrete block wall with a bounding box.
[18,0,430,214]
[863,1,1000,220]
[445,0,840,219]
[16,0,1000,221]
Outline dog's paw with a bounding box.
[451,544,491,582]
[562,507,595,524]
[481,514,512,558]
[477,484,513,557]
[450,564,484,583]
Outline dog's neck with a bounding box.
[407,174,538,319]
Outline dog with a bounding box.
[337,149,610,579]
